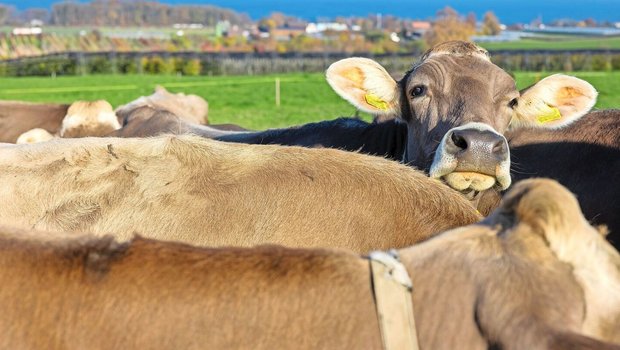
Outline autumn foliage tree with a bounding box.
[424,7,476,48]
[481,11,502,35]
[0,5,13,25]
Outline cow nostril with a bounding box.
[451,132,468,150]
[492,139,506,155]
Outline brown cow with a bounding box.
[0,135,479,252]
[327,41,596,194]
[110,105,243,138]
[115,85,209,125]
[0,100,69,143]
[0,179,618,349]
[59,100,121,138]
[14,100,122,143]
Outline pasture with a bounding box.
[479,36,620,51]
[0,71,619,129]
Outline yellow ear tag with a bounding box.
[536,106,562,124]
[364,93,388,111]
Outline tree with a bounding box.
[466,12,476,28]
[424,7,475,48]
[258,18,277,32]
[21,8,50,24]
[481,11,502,35]
[0,5,16,25]
[269,12,286,27]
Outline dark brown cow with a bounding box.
[110,105,242,139]
[0,100,69,143]
[0,135,479,252]
[327,41,596,193]
[0,179,618,349]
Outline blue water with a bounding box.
[4,0,620,24]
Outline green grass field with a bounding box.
[479,36,620,51]
[0,71,618,129]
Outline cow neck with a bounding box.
[368,250,420,350]
[402,125,432,171]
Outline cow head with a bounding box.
[327,41,597,194]
[400,178,620,348]
[60,100,121,138]
[115,85,209,125]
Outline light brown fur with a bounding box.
[0,179,617,349]
[59,100,121,138]
[115,85,209,125]
[496,179,620,343]
[15,128,55,144]
[109,105,242,138]
[419,40,491,62]
[0,135,479,252]
[0,100,69,143]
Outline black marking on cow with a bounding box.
[59,235,130,281]
[106,144,119,159]
[122,164,137,175]
[398,76,414,122]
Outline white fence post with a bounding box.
[275,77,281,107]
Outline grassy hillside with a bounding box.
[0,71,617,129]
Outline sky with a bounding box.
[2,0,619,24]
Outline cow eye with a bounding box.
[410,85,426,98]
[508,98,518,109]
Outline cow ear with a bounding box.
[512,74,597,129]
[154,85,168,94]
[326,58,400,116]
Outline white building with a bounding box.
[306,22,348,34]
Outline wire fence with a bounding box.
[2,49,620,77]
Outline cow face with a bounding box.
[327,41,597,194]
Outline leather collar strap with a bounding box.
[369,250,420,350]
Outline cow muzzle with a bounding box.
[430,123,511,192]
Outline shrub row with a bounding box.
[0,56,204,77]
[2,52,620,77]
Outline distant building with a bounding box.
[215,21,231,37]
[306,22,348,34]
[272,27,306,41]
[173,23,204,29]
[411,21,431,31]
[105,30,167,40]
[12,27,42,36]
[471,31,526,42]
[408,21,431,38]
[523,25,620,36]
